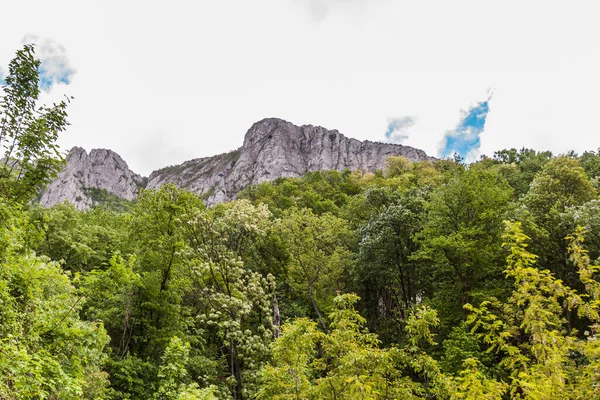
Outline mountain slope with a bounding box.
[146,118,433,204]
[42,118,434,208]
[40,147,146,210]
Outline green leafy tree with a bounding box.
[239,170,363,217]
[183,199,276,399]
[32,203,129,271]
[356,188,427,342]
[155,337,217,400]
[414,166,513,330]
[127,185,204,358]
[258,293,450,399]
[0,44,70,203]
[80,254,142,362]
[85,185,205,398]
[0,206,110,399]
[492,148,553,198]
[462,222,600,399]
[565,199,600,262]
[522,156,597,293]
[276,208,353,332]
[579,149,600,181]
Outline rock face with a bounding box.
[42,118,434,208]
[40,147,146,210]
[146,118,433,205]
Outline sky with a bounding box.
[1,0,599,176]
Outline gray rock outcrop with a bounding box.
[40,147,146,210]
[42,118,434,209]
[146,118,433,204]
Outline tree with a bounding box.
[0,206,110,399]
[276,208,353,332]
[356,188,427,341]
[414,166,513,330]
[0,44,70,204]
[125,185,204,358]
[579,149,600,181]
[462,222,600,399]
[183,199,275,399]
[154,337,217,400]
[522,157,597,291]
[492,148,553,198]
[565,199,600,262]
[31,203,129,272]
[85,185,205,398]
[258,294,451,399]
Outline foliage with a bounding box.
[492,148,553,198]
[183,199,276,399]
[239,170,362,217]
[462,221,600,398]
[0,206,110,399]
[83,187,135,212]
[258,293,449,399]
[32,203,129,271]
[0,44,70,203]
[356,187,427,342]
[275,207,353,332]
[413,165,514,331]
[3,53,600,400]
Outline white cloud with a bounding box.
[21,34,76,91]
[384,116,415,144]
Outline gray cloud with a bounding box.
[22,34,76,91]
[384,116,415,144]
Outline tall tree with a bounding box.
[523,157,597,285]
[415,166,513,330]
[0,44,70,203]
[356,188,427,341]
[183,199,275,399]
[276,208,353,332]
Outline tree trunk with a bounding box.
[273,295,281,339]
[309,285,328,333]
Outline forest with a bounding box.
[2,46,600,400]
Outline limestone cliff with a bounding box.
[146,118,433,204]
[42,118,434,208]
[40,147,146,210]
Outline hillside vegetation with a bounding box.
[2,45,600,400]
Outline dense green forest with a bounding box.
[2,46,600,399]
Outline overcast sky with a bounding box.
[1,0,599,175]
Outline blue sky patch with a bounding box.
[439,97,490,160]
[39,63,74,91]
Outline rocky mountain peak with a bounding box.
[40,147,146,210]
[146,118,434,205]
[242,118,341,149]
[42,118,435,209]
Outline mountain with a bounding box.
[40,147,146,210]
[41,118,434,208]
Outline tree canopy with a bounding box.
[2,44,600,399]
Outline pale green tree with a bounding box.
[461,222,600,399]
[183,199,275,399]
[258,293,451,399]
[155,337,217,400]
